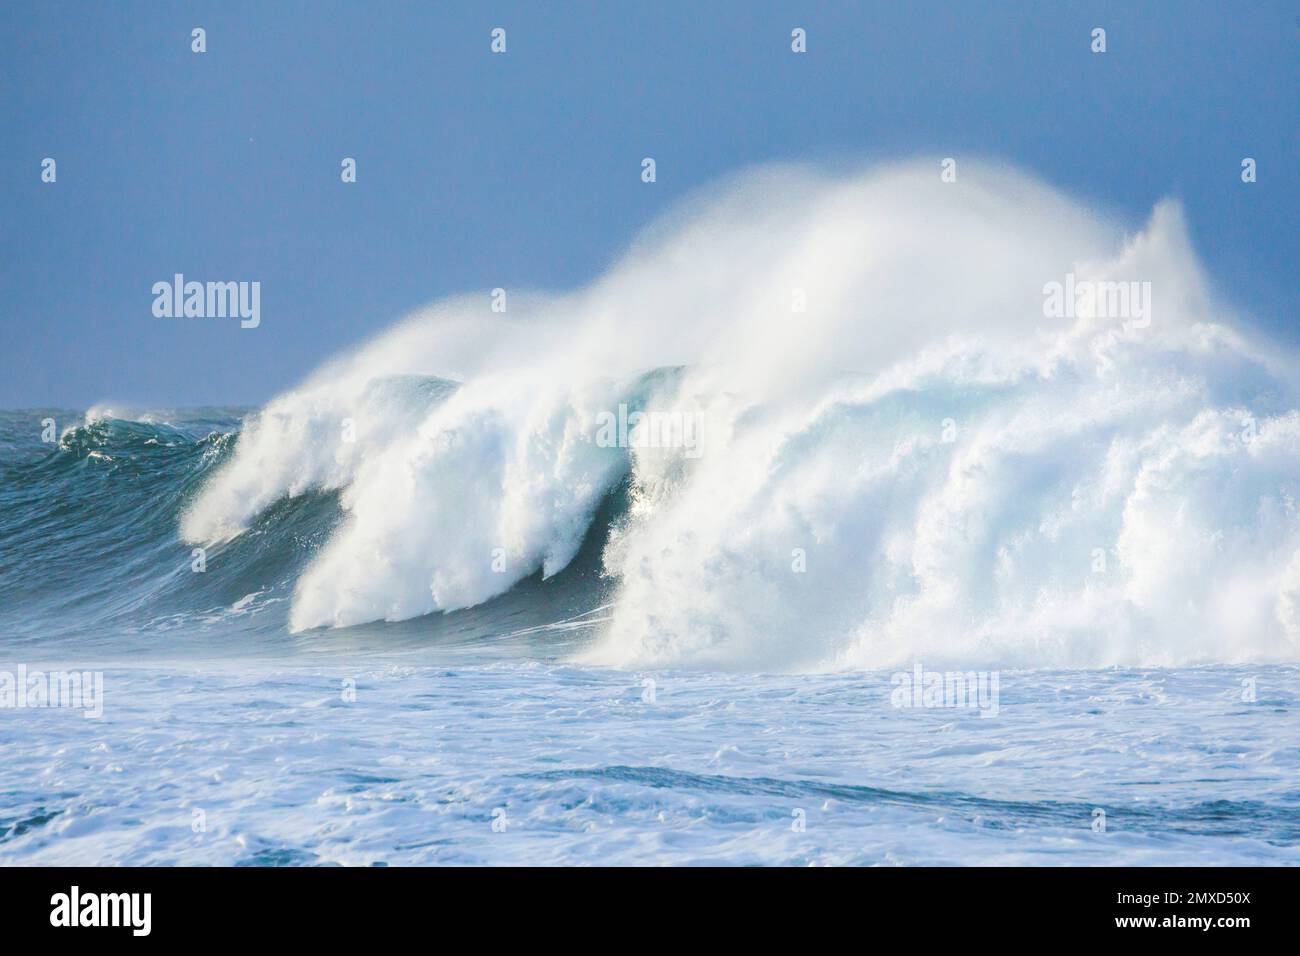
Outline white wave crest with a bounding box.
[181,160,1300,670]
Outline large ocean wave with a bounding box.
[7,161,1298,670]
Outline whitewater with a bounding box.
[2,161,1297,864]
[183,160,1300,671]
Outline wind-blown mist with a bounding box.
[180,161,1300,671]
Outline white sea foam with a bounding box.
[4,662,1298,864]
[180,160,1300,670]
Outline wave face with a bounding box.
[0,406,338,649]
[9,162,1297,670]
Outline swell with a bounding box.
[521,766,1300,843]
[0,412,331,645]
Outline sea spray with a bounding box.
[174,160,1300,670]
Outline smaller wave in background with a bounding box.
[0,408,304,649]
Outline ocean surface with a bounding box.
[4,164,1299,865]
[1,408,1297,865]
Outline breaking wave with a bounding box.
[17,160,1299,671]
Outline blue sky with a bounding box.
[2,0,1294,407]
